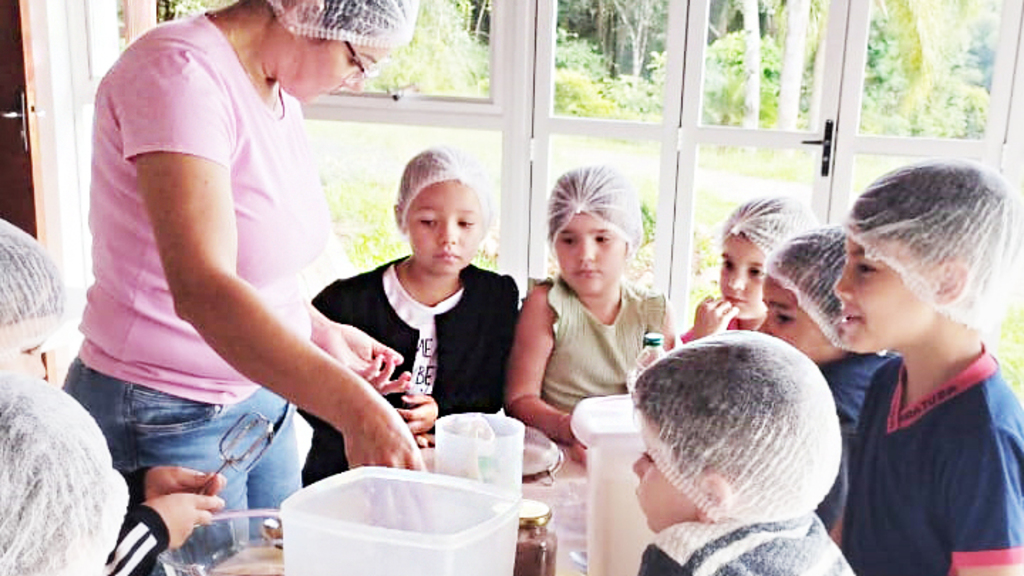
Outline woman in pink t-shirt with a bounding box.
[64,0,424,512]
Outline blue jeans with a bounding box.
[64,358,301,512]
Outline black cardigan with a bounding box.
[300,260,520,485]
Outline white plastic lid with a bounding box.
[570,394,641,448]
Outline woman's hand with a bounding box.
[145,466,227,500]
[344,398,426,470]
[397,394,439,436]
[309,305,409,394]
[145,493,225,549]
[690,296,739,340]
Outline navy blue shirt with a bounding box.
[820,352,892,428]
[843,354,1024,576]
[815,352,892,530]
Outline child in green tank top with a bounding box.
[505,165,675,462]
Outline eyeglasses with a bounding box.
[344,41,383,81]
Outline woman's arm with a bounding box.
[135,152,421,470]
[504,285,575,445]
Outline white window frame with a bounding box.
[28,0,1024,332]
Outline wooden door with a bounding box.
[0,0,37,237]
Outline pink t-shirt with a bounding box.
[81,15,330,404]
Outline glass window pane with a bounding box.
[548,136,661,287]
[1000,303,1024,399]
[849,154,918,206]
[702,0,832,131]
[858,0,1003,139]
[363,0,492,99]
[1001,181,1024,398]
[302,120,501,294]
[554,0,669,122]
[144,0,493,100]
[687,146,814,324]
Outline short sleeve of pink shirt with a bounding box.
[81,15,331,404]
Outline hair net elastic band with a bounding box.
[0,316,60,362]
[845,227,959,325]
[550,215,634,255]
[547,165,644,259]
[395,146,494,234]
[768,272,844,348]
[266,0,420,49]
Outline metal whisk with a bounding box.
[200,412,275,494]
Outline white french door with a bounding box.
[529,0,1024,319]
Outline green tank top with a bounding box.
[540,277,667,412]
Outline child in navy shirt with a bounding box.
[759,225,892,532]
[834,159,1024,576]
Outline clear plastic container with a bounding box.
[435,412,525,494]
[281,467,521,576]
[570,394,653,576]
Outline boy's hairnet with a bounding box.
[720,196,818,255]
[395,146,494,233]
[633,331,840,523]
[0,219,64,362]
[846,159,1024,332]
[767,226,846,347]
[0,372,127,576]
[266,0,419,48]
[548,165,644,258]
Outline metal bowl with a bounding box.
[159,508,284,576]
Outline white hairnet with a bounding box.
[846,159,1024,332]
[265,0,419,48]
[395,146,494,232]
[767,226,846,348]
[548,165,644,257]
[720,196,818,255]
[0,371,127,576]
[633,331,840,523]
[0,219,64,362]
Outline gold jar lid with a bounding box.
[519,499,552,527]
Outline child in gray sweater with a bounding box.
[631,331,853,576]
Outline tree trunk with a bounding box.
[778,0,811,130]
[742,0,761,128]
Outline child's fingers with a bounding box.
[376,372,412,395]
[198,495,226,513]
[201,474,227,497]
[401,393,432,406]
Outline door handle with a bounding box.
[2,91,28,152]
[801,119,834,176]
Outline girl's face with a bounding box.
[553,212,629,300]
[833,239,937,353]
[403,181,487,278]
[719,235,768,320]
[760,276,842,365]
[277,38,389,101]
